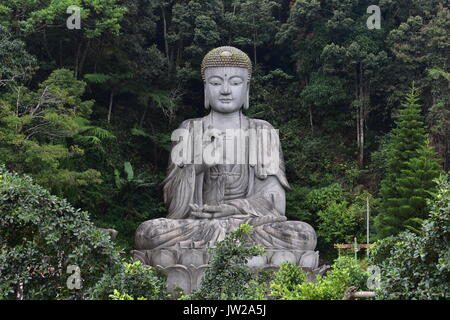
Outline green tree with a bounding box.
[0,166,121,300]
[375,86,442,238]
[0,0,127,78]
[165,0,224,75]
[0,69,102,197]
[275,0,321,46]
[387,4,450,168]
[0,25,36,89]
[231,0,280,65]
[322,41,388,167]
[370,175,450,300]
[300,73,346,135]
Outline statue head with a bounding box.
[201,46,252,113]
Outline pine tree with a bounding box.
[375,86,442,238]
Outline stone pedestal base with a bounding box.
[132,247,320,293]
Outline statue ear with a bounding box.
[204,86,210,110]
[244,82,250,110]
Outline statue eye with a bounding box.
[230,78,243,86]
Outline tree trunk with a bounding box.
[43,29,53,61]
[355,63,365,168]
[309,105,314,135]
[359,102,364,167]
[107,90,114,124]
[253,17,257,65]
[177,46,181,68]
[59,40,63,67]
[74,38,81,78]
[78,39,91,78]
[161,5,170,77]
[253,17,258,67]
[139,106,148,128]
[148,120,158,167]
[355,69,360,165]
[253,39,257,65]
[359,63,365,168]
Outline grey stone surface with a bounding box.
[133,46,319,293]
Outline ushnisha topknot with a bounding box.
[201,46,253,81]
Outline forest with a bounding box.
[0,0,449,300]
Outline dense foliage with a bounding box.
[0,166,121,300]
[370,175,450,300]
[188,224,371,301]
[270,257,368,300]
[188,224,371,300]
[88,260,167,300]
[190,224,265,300]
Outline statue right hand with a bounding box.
[198,129,224,171]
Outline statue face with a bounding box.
[204,67,249,113]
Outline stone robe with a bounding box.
[135,115,316,251]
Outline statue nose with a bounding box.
[220,83,231,94]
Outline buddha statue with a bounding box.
[133,47,319,291]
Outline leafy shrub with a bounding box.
[317,201,358,244]
[370,175,450,300]
[88,260,167,300]
[304,183,346,214]
[0,166,121,300]
[270,261,307,298]
[304,183,367,260]
[190,224,265,300]
[287,183,349,237]
[270,257,368,300]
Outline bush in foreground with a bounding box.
[88,260,167,300]
[190,224,265,300]
[370,175,450,300]
[0,166,121,299]
[270,257,368,300]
